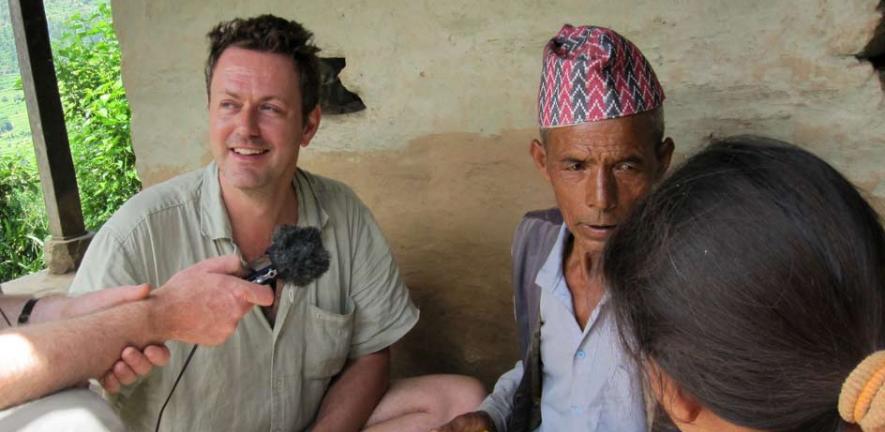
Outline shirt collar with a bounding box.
[199,162,232,241]
[534,223,610,307]
[292,169,330,230]
[199,163,329,241]
[535,223,569,293]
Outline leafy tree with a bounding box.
[0,1,138,281]
[54,2,140,230]
[0,147,47,279]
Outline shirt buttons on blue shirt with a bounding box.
[576,350,587,359]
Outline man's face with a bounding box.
[208,47,320,194]
[531,111,673,257]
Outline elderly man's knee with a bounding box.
[438,375,487,417]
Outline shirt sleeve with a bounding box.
[478,360,524,432]
[346,199,419,358]
[68,226,142,296]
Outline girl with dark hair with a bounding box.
[603,136,885,432]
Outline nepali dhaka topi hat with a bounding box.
[538,24,665,128]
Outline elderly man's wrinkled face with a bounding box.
[531,110,673,257]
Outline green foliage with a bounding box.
[0,1,138,281]
[0,146,47,279]
[55,2,140,230]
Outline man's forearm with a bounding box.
[312,348,391,432]
[0,299,159,410]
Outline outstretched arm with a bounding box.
[0,289,159,409]
[0,255,274,410]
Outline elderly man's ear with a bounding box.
[529,138,551,182]
[656,137,675,179]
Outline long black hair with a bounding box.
[604,135,885,431]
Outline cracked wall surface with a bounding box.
[111,0,885,385]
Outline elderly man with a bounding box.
[438,25,675,432]
[70,14,482,432]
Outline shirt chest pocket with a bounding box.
[303,302,355,378]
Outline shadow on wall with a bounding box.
[858,1,885,89]
[300,128,554,386]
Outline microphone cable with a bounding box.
[0,305,11,327]
[153,225,330,432]
[153,344,197,432]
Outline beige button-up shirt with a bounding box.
[69,163,419,432]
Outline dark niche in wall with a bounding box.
[319,57,366,114]
[857,1,885,89]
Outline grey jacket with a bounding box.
[506,208,564,432]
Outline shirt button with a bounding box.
[288,289,294,302]
[576,350,587,359]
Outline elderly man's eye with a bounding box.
[565,161,584,171]
[615,162,639,172]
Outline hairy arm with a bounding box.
[0,294,158,409]
[0,256,273,410]
[311,348,391,432]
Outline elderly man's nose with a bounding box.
[587,170,617,210]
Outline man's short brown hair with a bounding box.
[205,15,321,122]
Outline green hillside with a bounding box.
[0,0,102,148]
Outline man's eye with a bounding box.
[261,104,281,113]
[219,101,237,109]
[615,162,638,172]
[565,161,583,171]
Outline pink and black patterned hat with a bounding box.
[538,25,665,128]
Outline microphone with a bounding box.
[246,225,331,286]
[155,225,330,432]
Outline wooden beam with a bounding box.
[9,0,91,273]
[8,0,85,238]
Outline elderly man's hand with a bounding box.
[432,411,496,432]
[149,255,274,346]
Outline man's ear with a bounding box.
[665,381,702,426]
[655,137,675,180]
[300,106,322,148]
[647,362,702,427]
[530,138,551,182]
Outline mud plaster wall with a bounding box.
[111,0,885,386]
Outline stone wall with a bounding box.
[111,0,885,386]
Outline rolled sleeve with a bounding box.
[478,360,524,432]
[346,202,419,358]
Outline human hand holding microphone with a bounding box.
[100,225,330,393]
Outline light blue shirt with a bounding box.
[480,225,646,432]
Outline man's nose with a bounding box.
[235,106,259,137]
[587,168,617,210]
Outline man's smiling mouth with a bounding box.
[231,148,269,156]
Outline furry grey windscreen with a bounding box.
[267,225,331,286]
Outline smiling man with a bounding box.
[437,25,674,432]
[69,15,482,432]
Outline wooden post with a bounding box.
[8,0,92,274]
